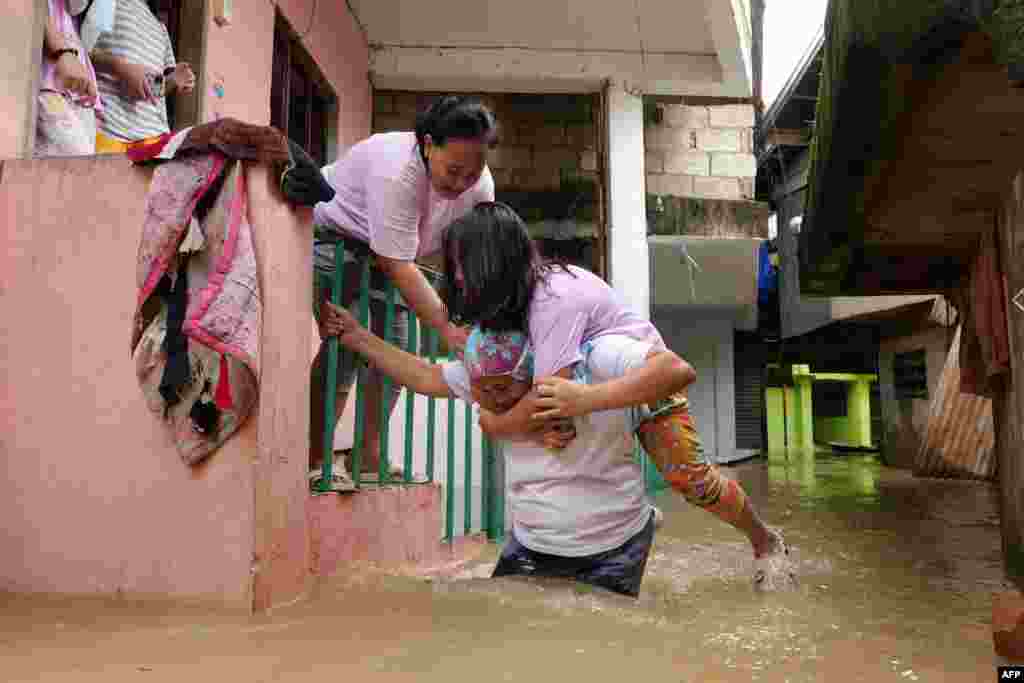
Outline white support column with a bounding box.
[604,81,650,320]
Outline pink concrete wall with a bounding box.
[0,158,315,610]
[0,157,255,605]
[246,166,316,611]
[0,0,42,159]
[201,0,371,157]
[308,485,444,573]
[309,485,492,579]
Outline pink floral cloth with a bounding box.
[131,152,261,465]
[463,328,534,382]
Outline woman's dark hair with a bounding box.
[414,96,498,168]
[441,202,568,332]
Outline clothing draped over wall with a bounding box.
[129,118,332,465]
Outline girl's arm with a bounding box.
[533,349,695,420]
[321,302,452,398]
[476,366,574,441]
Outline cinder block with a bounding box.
[645,150,665,174]
[532,147,579,172]
[490,168,514,189]
[521,124,566,146]
[709,104,755,128]
[372,114,407,134]
[580,150,599,172]
[663,104,709,129]
[665,150,709,176]
[566,123,597,149]
[740,128,754,153]
[710,152,757,178]
[392,92,421,118]
[513,169,562,191]
[692,176,742,200]
[644,125,691,150]
[373,93,395,115]
[646,173,693,197]
[696,128,742,153]
[490,146,532,171]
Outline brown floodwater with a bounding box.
[0,449,1013,682]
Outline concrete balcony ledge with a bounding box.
[649,235,761,329]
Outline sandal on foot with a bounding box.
[753,531,797,592]
[308,467,356,493]
[651,506,664,530]
[357,465,427,484]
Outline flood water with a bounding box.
[1,449,1014,682]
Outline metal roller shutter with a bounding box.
[734,332,768,451]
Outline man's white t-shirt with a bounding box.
[442,335,656,557]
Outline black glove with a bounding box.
[280,139,335,206]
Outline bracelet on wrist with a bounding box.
[52,47,79,60]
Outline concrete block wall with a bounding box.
[373,91,606,274]
[373,92,601,198]
[645,102,756,202]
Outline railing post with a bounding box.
[490,440,505,542]
[379,281,396,484]
[351,260,371,488]
[316,243,345,492]
[403,313,418,484]
[445,392,456,542]
[481,437,491,540]
[426,330,437,484]
[464,401,473,536]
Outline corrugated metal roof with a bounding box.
[915,325,997,481]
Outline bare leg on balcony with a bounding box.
[309,302,409,480]
[351,307,409,479]
[309,344,351,475]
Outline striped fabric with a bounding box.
[93,0,175,142]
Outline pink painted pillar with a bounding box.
[0,0,42,159]
[246,164,316,612]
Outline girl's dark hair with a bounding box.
[441,202,568,332]
[414,96,498,168]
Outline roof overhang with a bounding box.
[352,0,754,96]
[799,1,1024,296]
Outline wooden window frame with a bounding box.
[270,10,334,167]
[147,0,208,132]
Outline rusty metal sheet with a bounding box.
[915,326,997,480]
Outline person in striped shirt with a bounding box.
[89,0,194,153]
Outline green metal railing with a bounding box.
[314,243,505,544]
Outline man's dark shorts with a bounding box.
[491,511,656,598]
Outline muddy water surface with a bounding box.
[0,450,1011,682]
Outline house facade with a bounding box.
[754,29,990,475]
[794,0,1024,577]
[1,0,763,609]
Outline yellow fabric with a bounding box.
[637,403,750,524]
[95,131,163,154]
